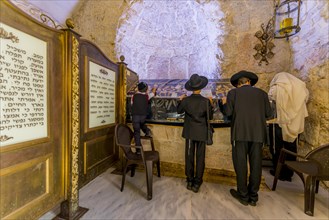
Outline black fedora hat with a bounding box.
[230,70,258,87]
[185,74,208,91]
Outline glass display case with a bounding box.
[126,79,233,126]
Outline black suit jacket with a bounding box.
[223,85,272,143]
[177,94,213,141]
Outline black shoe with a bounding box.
[192,184,200,193]
[248,200,257,206]
[280,176,292,182]
[270,170,292,182]
[187,181,193,191]
[145,130,153,138]
[230,189,248,206]
[269,169,276,176]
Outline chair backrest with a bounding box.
[115,123,135,157]
[306,143,329,177]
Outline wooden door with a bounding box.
[78,39,119,187]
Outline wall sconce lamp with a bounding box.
[254,0,302,65]
[273,0,302,40]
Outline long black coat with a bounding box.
[223,85,272,143]
[177,94,213,141]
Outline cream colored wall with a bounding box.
[73,1,289,84]
[71,0,328,170]
[289,0,329,149]
[74,0,126,61]
[144,125,233,171]
[12,0,328,169]
[72,0,278,171]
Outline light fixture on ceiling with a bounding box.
[273,0,302,40]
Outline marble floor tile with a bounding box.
[74,167,329,220]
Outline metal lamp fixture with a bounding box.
[254,0,302,65]
[273,0,302,40]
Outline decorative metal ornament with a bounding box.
[0,27,19,43]
[40,13,64,29]
[66,18,75,29]
[273,0,302,40]
[253,19,275,66]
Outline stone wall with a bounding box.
[144,125,232,170]
[73,0,128,61]
[289,0,329,188]
[289,0,329,149]
[219,1,291,79]
[72,0,328,174]
[73,0,290,82]
[13,0,328,165]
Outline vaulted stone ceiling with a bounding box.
[6,0,329,147]
[115,1,225,79]
[20,0,225,79]
[19,0,81,25]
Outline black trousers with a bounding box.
[269,124,297,179]
[132,115,150,146]
[185,139,206,186]
[232,141,263,202]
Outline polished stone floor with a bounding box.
[42,167,329,220]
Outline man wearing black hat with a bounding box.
[131,82,156,152]
[177,74,213,193]
[221,70,272,206]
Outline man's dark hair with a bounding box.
[238,77,250,86]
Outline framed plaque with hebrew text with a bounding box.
[0,23,48,147]
[88,60,116,128]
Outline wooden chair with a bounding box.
[272,143,329,216]
[114,123,160,200]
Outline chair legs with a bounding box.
[272,149,287,191]
[315,180,319,193]
[156,160,161,177]
[121,160,128,192]
[145,160,153,200]
[272,161,283,191]
[272,164,318,216]
[304,175,316,216]
[121,159,161,201]
[130,165,136,177]
[295,171,305,187]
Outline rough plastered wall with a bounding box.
[288,0,329,150]
[73,0,126,61]
[71,0,295,172]
[219,0,291,88]
[13,0,328,173]
[73,0,291,84]
[146,124,232,170]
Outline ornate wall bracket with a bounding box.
[40,13,64,29]
[253,19,275,66]
[9,1,65,29]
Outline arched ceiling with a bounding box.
[116,1,225,80]
[17,0,81,25]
